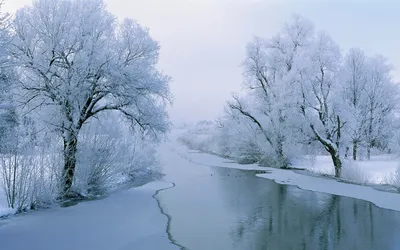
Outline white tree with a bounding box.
[12,0,171,198]
[339,48,369,160]
[0,0,19,188]
[0,2,18,118]
[227,15,313,168]
[339,50,398,160]
[223,95,267,163]
[362,56,397,159]
[294,32,344,177]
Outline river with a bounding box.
[158,145,400,250]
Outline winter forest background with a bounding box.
[1,0,400,216]
[179,16,400,188]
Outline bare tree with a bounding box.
[12,0,171,198]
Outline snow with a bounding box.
[0,193,14,218]
[0,180,179,250]
[254,167,400,211]
[170,129,400,212]
[0,207,15,218]
[294,155,399,184]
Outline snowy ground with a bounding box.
[293,155,399,185]
[0,191,13,218]
[0,181,179,250]
[0,206,15,218]
[170,129,400,212]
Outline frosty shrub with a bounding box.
[74,116,161,195]
[0,110,62,211]
[75,132,122,195]
[384,165,400,190]
[341,160,371,184]
[1,153,36,211]
[125,141,161,182]
[178,121,219,153]
[0,148,62,211]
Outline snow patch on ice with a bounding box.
[295,155,399,185]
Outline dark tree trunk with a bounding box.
[333,115,343,178]
[61,132,78,198]
[352,141,358,161]
[276,136,288,169]
[330,151,342,178]
[366,146,371,160]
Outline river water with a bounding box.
[158,165,400,250]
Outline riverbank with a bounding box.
[0,180,179,250]
[0,168,164,218]
[172,135,400,212]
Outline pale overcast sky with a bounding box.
[3,0,400,124]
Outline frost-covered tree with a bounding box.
[294,32,344,177]
[223,96,267,163]
[12,0,171,197]
[227,15,313,168]
[362,56,397,159]
[0,0,17,152]
[339,48,369,160]
[0,1,9,63]
[340,49,397,160]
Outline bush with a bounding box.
[384,165,400,190]
[0,113,61,212]
[341,160,371,184]
[74,116,161,195]
[0,149,61,211]
[75,132,122,195]
[124,139,161,181]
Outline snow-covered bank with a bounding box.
[293,155,399,185]
[0,193,16,218]
[0,181,179,250]
[171,131,400,212]
[254,168,400,211]
[178,122,400,186]
[0,207,15,218]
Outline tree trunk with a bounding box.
[330,150,342,178]
[352,141,358,161]
[366,146,371,160]
[334,115,342,177]
[276,137,288,169]
[61,132,78,198]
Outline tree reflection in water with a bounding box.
[214,168,400,250]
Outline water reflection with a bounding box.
[159,167,400,250]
